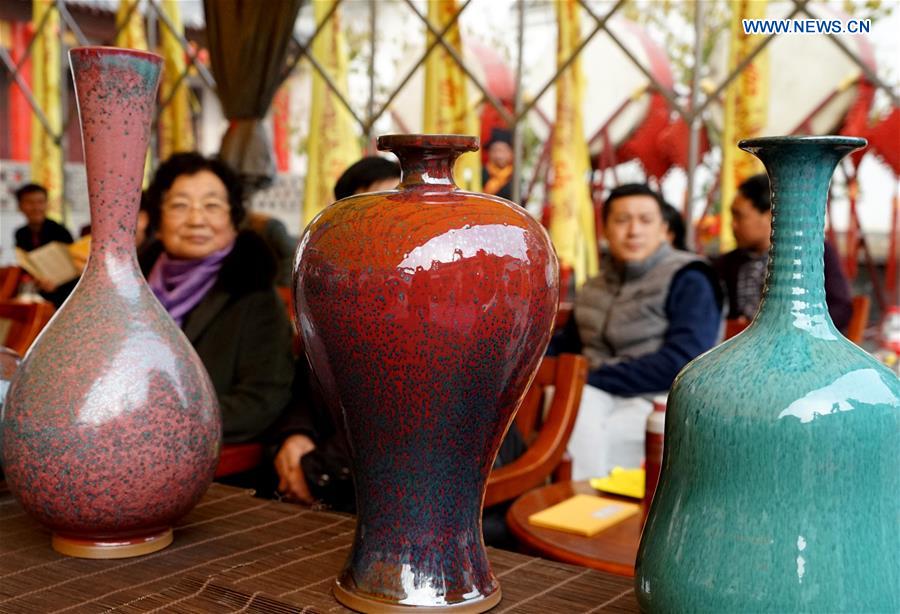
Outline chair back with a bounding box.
[555,302,573,331]
[484,353,588,508]
[846,294,870,345]
[214,443,264,478]
[724,318,750,340]
[276,286,293,319]
[0,301,55,355]
[0,267,21,301]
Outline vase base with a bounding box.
[333,582,501,613]
[52,527,173,559]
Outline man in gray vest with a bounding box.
[549,184,722,479]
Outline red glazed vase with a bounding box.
[0,47,221,559]
[294,134,559,612]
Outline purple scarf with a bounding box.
[148,244,233,327]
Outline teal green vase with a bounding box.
[635,136,900,612]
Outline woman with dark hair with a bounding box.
[140,152,294,443]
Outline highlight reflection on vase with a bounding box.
[0,47,221,559]
[295,134,559,613]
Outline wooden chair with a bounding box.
[215,443,264,478]
[276,286,293,319]
[555,302,573,330]
[845,294,870,345]
[724,318,750,340]
[0,267,22,301]
[0,300,55,355]
[484,353,588,508]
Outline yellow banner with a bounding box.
[720,0,768,252]
[423,0,481,191]
[158,0,194,161]
[116,0,152,186]
[30,0,62,221]
[548,0,598,287]
[115,0,147,50]
[303,0,361,225]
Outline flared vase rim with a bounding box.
[739,135,867,151]
[69,46,162,64]
[377,134,480,153]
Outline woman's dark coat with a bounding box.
[140,230,294,443]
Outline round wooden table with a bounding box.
[506,480,644,577]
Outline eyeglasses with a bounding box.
[162,200,231,221]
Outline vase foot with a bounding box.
[333,582,501,614]
[52,527,173,559]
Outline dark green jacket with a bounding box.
[141,231,294,443]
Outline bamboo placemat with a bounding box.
[0,482,638,613]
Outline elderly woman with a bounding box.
[141,153,294,443]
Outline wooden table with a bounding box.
[506,481,644,577]
[0,481,639,613]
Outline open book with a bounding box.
[15,237,90,287]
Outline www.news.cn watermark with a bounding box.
[742,18,871,35]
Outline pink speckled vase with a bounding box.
[0,47,221,559]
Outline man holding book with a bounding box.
[13,183,76,307]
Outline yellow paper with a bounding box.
[590,466,645,499]
[528,494,640,537]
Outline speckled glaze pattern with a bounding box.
[294,134,559,611]
[636,136,900,613]
[0,48,221,545]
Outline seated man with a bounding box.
[13,183,76,307]
[715,173,853,332]
[550,184,722,479]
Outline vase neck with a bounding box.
[756,176,829,333]
[377,134,478,190]
[70,47,161,265]
[739,137,865,336]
